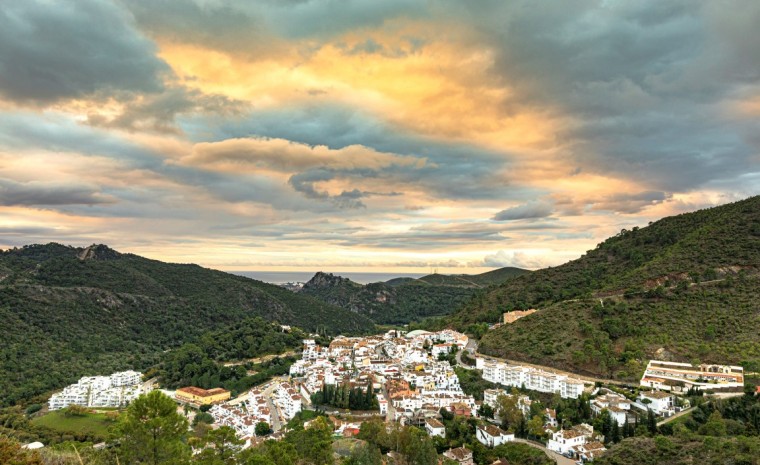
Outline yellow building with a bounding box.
[175,386,231,405]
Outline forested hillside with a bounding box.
[299,267,527,325]
[0,244,374,406]
[456,196,760,380]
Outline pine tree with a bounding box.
[115,390,191,465]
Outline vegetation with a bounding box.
[30,410,114,440]
[310,381,378,411]
[0,243,374,406]
[457,196,760,379]
[159,344,296,395]
[299,267,527,325]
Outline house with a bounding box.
[443,447,474,465]
[425,418,446,438]
[638,391,675,416]
[547,429,586,455]
[572,441,607,462]
[476,424,514,447]
[592,392,631,426]
[544,409,558,428]
[176,387,231,405]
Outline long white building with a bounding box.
[477,357,585,399]
[48,371,143,410]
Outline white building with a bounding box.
[638,391,675,416]
[48,371,143,411]
[547,429,587,455]
[425,418,446,438]
[640,360,744,392]
[479,358,585,399]
[476,425,514,447]
[432,343,454,359]
[592,392,631,426]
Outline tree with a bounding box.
[239,440,298,465]
[647,409,658,435]
[398,426,437,465]
[194,426,243,465]
[527,415,545,440]
[286,416,334,465]
[114,390,191,465]
[194,412,214,426]
[255,421,271,436]
[496,393,523,432]
[344,442,383,465]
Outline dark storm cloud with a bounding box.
[456,0,760,194]
[0,0,168,104]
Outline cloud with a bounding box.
[0,0,168,104]
[0,178,112,207]
[182,137,426,173]
[493,202,554,221]
[592,191,672,214]
[481,250,557,270]
[87,87,247,134]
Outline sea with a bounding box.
[234,271,426,285]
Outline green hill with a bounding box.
[299,268,527,325]
[454,195,760,379]
[0,244,374,406]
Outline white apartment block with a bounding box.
[273,382,302,420]
[478,358,585,399]
[48,371,143,411]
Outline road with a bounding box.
[455,339,479,368]
[512,438,576,465]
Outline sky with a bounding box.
[0,0,759,274]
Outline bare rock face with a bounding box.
[77,244,122,261]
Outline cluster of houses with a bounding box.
[476,356,586,399]
[290,329,479,425]
[48,370,142,410]
[209,404,259,438]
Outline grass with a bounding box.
[31,410,117,438]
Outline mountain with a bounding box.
[452,195,760,380]
[299,267,528,325]
[0,243,375,406]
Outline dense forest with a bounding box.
[157,317,305,394]
[0,244,374,406]
[299,267,527,325]
[454,196,760,379]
